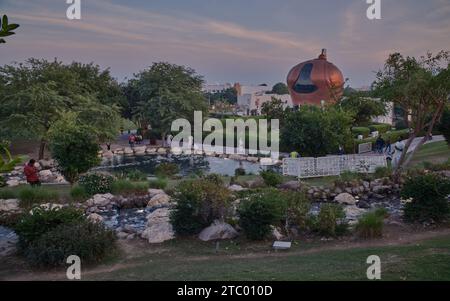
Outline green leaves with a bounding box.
[0,14,20,43]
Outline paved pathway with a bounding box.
[404,135,444,153]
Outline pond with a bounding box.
[93,154,279,177]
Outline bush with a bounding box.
[369,124,391,134]
[235,168,246,176]
[352,127,371,138]
[70,185,89,202]
[111,180,149,195]
[79,173,114,196]
[401,174,450,223]
[239,191,284,240]
[260,170,283,187]
[338,171,361,183]
[355,208,388,239]
[14,207,85,247]
[24,220,116,267]
[285,191,311,229]
[374,166,392,179]
[313,204,348,237]
[18,187,59,208]
[148,177,168,189]
[0,175,6,188]
[49,122,101,184]
[170,177,231,235]
[154,163,179,178]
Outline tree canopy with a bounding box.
[337,92,387,125]
[0,14,19,44]
[270,82,289,95]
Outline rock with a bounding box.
[141,222,174,243]
[142,207,175,243]
[87,213,104,223]
[147,193,170,207]
[0,199,20,213]
[126,234,136,240]
[117,231,129,239]
[89,193,115,207]
[344,206,367,221]
[334,193,357,205]
[38,159,54,170]
[6,179,19,187]
[146,147,157,154]
[372,185,390,194]
[357,200,371,209]
[123,224,136,233]
[157,148,167,154]
[103,151,114,158]
[198,220,238,241]
[260,158,274,166]
[228,185,245,192]
[278,181,301,190]
[38,169,55,182]
[148,189,165,198]
[134,146,146,155]
[124,147,134,155]
[246,157,259,163]
[243,178,265,189]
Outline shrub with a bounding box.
[260,170,283,187]
[352,127,371,138]
[374,166,392,179]
[401,174,450,223]
[14,207,85,247]
[338,171,361,183]
[79,173,114,196]
[369,124,391,134]
[24,221,116,267]
[284,191,311,229]
[49,122,101,184]
[148,177,168,189]
[170,177,231,235]
[18,187,59,208]
[355,208,388,239]
[70,185,89,202]
[235,168,246,176]
[154,163,179,178]
[238,191,283,240]
[0,175,6,188]
[313,204,348,237]
[111,180,149,195]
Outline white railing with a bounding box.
[282,155,387,178]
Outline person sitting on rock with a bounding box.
[24,159,41,186]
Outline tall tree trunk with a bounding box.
[38,138,46,160]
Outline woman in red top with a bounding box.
[24,159,41,186]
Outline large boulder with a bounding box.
[344,206,367,223]
[198,220,238,241]
[103,151,114,158]
[87,193,115,207]
[334,193,357,205]
[87,213,104,223]
[228,184,245,192]
[38,159,54,170]
[134,146,146,155]
[6,179,19,187]
[39,169,55,182]
[142,208,175,243]
[147,193,170,208]
[124,147,134,155]
[148,189,165,198]
[0,199,20,213]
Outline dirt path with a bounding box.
[3,224,450,281]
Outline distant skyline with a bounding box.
[1,0,449,88]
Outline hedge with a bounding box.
[352,127,371,138]
[369,124,391,134]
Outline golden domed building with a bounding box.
[287,49,344,106]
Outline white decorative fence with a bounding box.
[282,155,387,178]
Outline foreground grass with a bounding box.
[408,141,450,169]
[81,235,450,281]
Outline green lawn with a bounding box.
[408,141,450,169]
[81,235,450,281]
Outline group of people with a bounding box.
[128,134,143,147]
[375,136,406,167]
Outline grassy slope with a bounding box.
[83,235,450,281]
[408,141,450,169]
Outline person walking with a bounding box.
[128,134,136,148]
[24,159,41,186]
[393,138,405,168]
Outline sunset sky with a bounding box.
[1,0,449,88]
